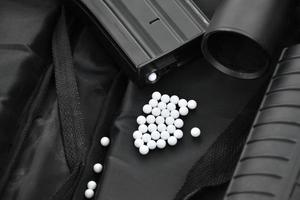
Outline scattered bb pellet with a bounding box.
[133,91,200,155]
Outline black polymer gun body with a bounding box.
[225,44,300,200]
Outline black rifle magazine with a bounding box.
[72,0,209,85]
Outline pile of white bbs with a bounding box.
[133,91,201,155]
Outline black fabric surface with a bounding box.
[175,86,266,200]
[193,0,223,18]
[0,1,299,200]
[0,0,60,183]
[95,58,271,200]
[0,2,120,199]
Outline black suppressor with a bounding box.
[202,0,295,79]
[225,44,300,200]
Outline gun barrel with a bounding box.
[202,0,296,79]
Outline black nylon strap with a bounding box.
[51,163,83,200]
[52,8,87,170]
[50,8,89,200]
[174,90,265,200]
